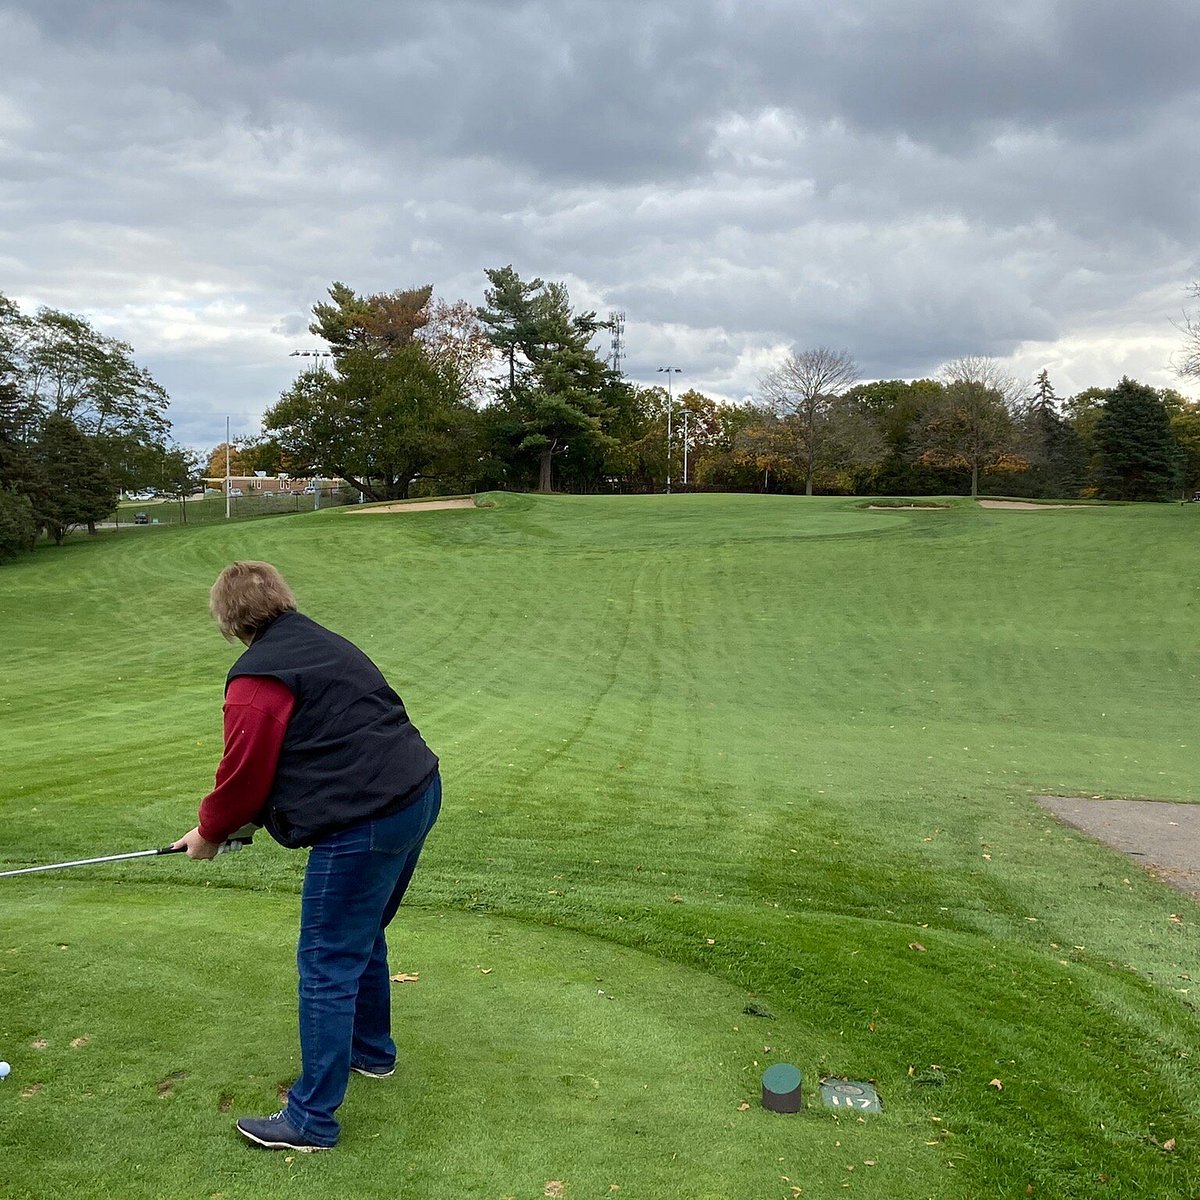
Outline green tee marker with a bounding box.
[761,1063,803,1112]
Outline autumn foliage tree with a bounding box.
[910,357,1027,497]
[265,283,478,501]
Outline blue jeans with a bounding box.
[285,772,441,1145]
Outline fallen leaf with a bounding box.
[479,967,493,975]
[864,1159,876,1166]
[669,894,683,903]
[989,1079,1003,1090]
[70,1036,91,1049]
[706,938,716,945]
[545,1182,565,1198]
[737,1101,750,1111]
[909,942,927,953]
[1162,1138,1175,1151]
[389,973,419,983]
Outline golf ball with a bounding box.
[0,1061,10,1078]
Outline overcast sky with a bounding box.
[2,0,1198,450]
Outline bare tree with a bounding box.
[1177,283,1200,381]
[757,347,866,495]
[910,356,1028,497]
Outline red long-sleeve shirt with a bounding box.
[197,675,296,844]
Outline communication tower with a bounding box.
[608,311,626,376]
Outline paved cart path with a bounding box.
[1038,796,1200,900]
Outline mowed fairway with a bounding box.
[0,493,1196,1200]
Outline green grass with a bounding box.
[1,493,1197,1199]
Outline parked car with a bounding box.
[262,490,274,497]
[133,512,149,525]
[302,484,317,495]
[228,487,243,497]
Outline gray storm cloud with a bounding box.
[2,0,1198,447]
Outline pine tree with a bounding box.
[479,269,618,491]
[477,265,546,391]
[1094,377,1182,501]
[1024,370,1087,497]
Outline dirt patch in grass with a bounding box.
[343,498,476,514]
[155,1070,188,1098]
[867,504,950,510]
[1038,796,1200,898]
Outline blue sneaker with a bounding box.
[351,1063,395,1079]
[236,1110,332,1152]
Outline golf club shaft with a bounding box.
[0,846,184,879]
[0,824,256,879]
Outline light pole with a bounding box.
[289,349,334,371]
[657,367,681,494]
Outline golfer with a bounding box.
[173,561,441,1152]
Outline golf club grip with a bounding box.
[158,845,188,855]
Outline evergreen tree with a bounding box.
[310,282,433,355]
[478,266,546,391]
[1020,370,1087,498]
[33,413,119,543]
[0,377,37,560]
[479,268,618,492]
[1094,377,1182,500]
[0,489,36,561]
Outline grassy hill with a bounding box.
[0,493,1196,1199]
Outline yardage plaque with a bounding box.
[819,1077,883,1112]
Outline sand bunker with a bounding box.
[344,498,477,514]
[978,500,1097,511]
[867,504,950,510]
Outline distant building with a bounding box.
[200,475,342,495]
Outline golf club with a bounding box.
[0,824,258,879]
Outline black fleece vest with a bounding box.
[227,611,438,848]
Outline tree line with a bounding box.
[0,292,198,559]
[247,269,1200,506]
[4,270,1200,564]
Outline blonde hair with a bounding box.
[209,561,297,642]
